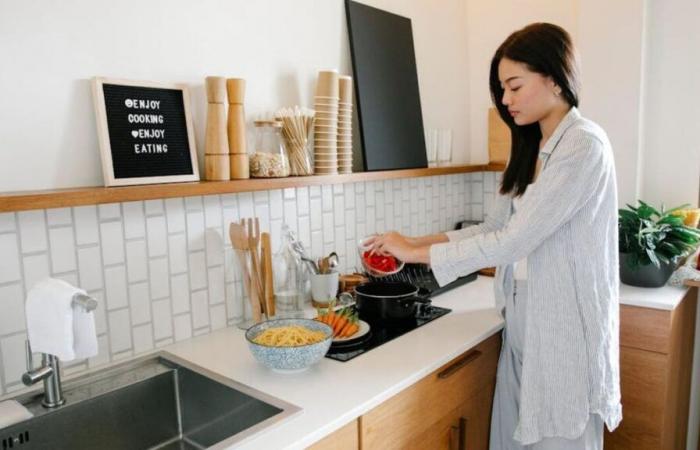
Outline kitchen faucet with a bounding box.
[22,293,98,408]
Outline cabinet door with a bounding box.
[307,419,359,450]
[361,333,501,449]
[410,382,495,450]
[603,346,666,450]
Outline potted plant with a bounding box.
[618,201,700,287]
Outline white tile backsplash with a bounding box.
[125,240,148,283]
[74,206,99,245]
[46,208,72,227]
[78,246,103,291]
[168,233,188,274]
[22,253,50,293]
[128,282,151,325]
[132,323,154,354]
[1,333,27,386]
[149,258,170,300]
[191,290,209,329]
[152,298,173,340]
[104,265,128,311]
[108,309,131,353]
[49,227,76,273]
[0,234,21,283]
[100,221,124,265]
[146,215,168,258]
[122,201,146,239]
[0,213,16,232]
[171,274,190,314]
[186,211,205,251]
[0,172,493,393]
[0,284,26,335]
[165,198,186,233]
[174,314,192,342]
[18,210,47,253]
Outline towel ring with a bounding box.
[72,293,98,312]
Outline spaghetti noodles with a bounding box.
[252,325,327,347]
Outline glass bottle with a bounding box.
[273,225,306,318]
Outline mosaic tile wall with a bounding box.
[0,172,499,395]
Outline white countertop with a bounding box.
[164,276,504,450]
[619,282,692,310]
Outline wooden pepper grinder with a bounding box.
[204,76,230,180]
[227,78,249,179]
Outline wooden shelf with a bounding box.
[0,164,505,213]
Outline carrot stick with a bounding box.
[341,321,359,338]
[333,310,350,335]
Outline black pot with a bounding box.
[619,252,677,288]
[354,281,429,320]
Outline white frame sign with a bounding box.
[92,77,200,187]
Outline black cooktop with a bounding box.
[325,303,451,362]
[325,266,477,362]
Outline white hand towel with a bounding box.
[25,278,98,361]
[0,400,33,429]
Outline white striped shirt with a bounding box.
[430,107,622,444]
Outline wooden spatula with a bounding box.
[246,218,266,316]
[261,232,275,316]
[229,222,262,323]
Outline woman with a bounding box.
[369,23,621,449]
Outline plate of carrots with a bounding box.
[314,307,370,342]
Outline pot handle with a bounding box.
[413,288,432,303]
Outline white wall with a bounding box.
[640,0,700,208]
[464,0,579,164]
[576,0,647,207]
[0,0,470,192]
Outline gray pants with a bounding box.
[489,281,604,450]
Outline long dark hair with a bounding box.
[490,23,581,196]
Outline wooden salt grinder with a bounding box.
[204,76,230,181]
[227,78,249,179]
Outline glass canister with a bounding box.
[250,120,290,178]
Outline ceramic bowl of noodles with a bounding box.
[245,318,333,372]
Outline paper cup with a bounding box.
[315,70,339,98]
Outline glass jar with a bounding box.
[250,120,290,178]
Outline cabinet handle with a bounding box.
[438,350,482,379]
[449,425,460,450]
[459,417,468,450]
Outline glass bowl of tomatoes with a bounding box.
[357,238,405,277]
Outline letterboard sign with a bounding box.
[92,77,199,186]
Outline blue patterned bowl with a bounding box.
[245,318,333,372]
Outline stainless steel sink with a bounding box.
[0,353,300,449]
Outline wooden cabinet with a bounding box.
[360,333,501,449]
[306,333,501,450]
[308,419,360,450]
[605,287,697,450]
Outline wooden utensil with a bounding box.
[228,222,262,323]
[261,232,275,316]
[246,218,265,315]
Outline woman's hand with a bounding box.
[365,231,431,264]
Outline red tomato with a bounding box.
[363,250,398,272]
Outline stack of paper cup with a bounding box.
[314,70,339,175]
[337,76,353,174]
